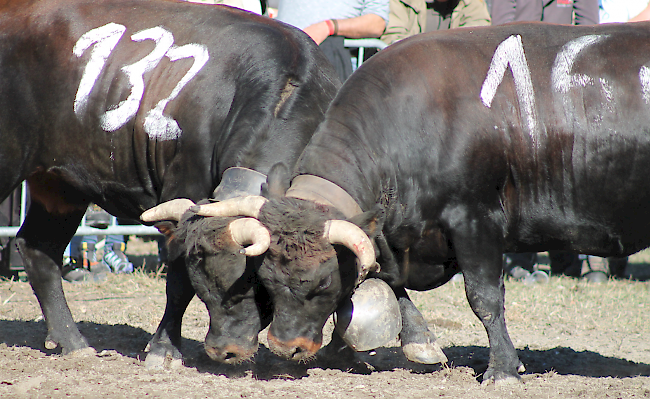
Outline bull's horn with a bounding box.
[191,195,268,218]
[323,220,379,282]
[140,198,196,222]
[228,218,271,256]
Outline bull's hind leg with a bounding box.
[451,218,522,384]
[395,287,448,364]
[16,200,90,354]
[144,255,195,370]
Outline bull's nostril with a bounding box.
[291,346,303,358]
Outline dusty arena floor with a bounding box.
[2,245,650,398]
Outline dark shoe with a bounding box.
[85,205,111,229]
[549,251,582,277]
[79,242,110,274]
[509,266,532,280]
[608,256,629,279]
[62,266,92,282]
[504,253,538,280]
[580,256,610,282]
[62,261,106,283]
[523,270,549,285]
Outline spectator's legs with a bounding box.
[102,234,133,273]
[319,36,353,81]
[503,252,537,279]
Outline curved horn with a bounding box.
[140,198,196,222]
[228,218,271,256]
[323,220,379,282]
[191,196,268,218]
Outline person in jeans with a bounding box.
[62,206,133,282]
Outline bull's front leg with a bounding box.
[144,255,195,370]
[451,218,522,384]
[395,286,448,364]
[16,203,92,355]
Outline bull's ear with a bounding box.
[262,162,290,199]
[154,221,176,239]
[348,204,385,239]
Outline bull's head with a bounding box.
[140,199,272,364]
[190,167,384,362]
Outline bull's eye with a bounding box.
[316,275,332,291]
[305,275,333,301]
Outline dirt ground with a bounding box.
[2,245,650,398]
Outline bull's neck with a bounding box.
[285,175,362,218]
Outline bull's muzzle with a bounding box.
[204,341,258,365]
[267,329,322,362]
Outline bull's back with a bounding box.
[306,22,650,256]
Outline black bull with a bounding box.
[0,0,339,366]
[192,21,650,382]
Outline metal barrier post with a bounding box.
[344,38,388,70]
[19,181,27,226]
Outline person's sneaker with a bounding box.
[79,242,110,274]
[580,256,610,282]
[103,243,134,274]
[523,270,550,285]
[62,266,92,282]
[85,205,111,229]
[509,265,532,280]
[62,257,106,283]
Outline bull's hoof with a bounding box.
[481,375,522,386]
[46,333,91,355]
[481,372,522,386]
[44,339,58,350]
[402,341,448,364]
[144,353,183,370]
[518,362,526,373]
[482,365,523,385]
[69,347,97,358]
[144,342,183,370]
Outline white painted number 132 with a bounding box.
[73,23,209,140]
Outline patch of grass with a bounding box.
[410,275,650,363]
[629,248,650,264]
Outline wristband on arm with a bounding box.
[325,19,339,36]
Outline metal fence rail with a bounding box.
[0,225,161,237]
[0,182,160,237]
